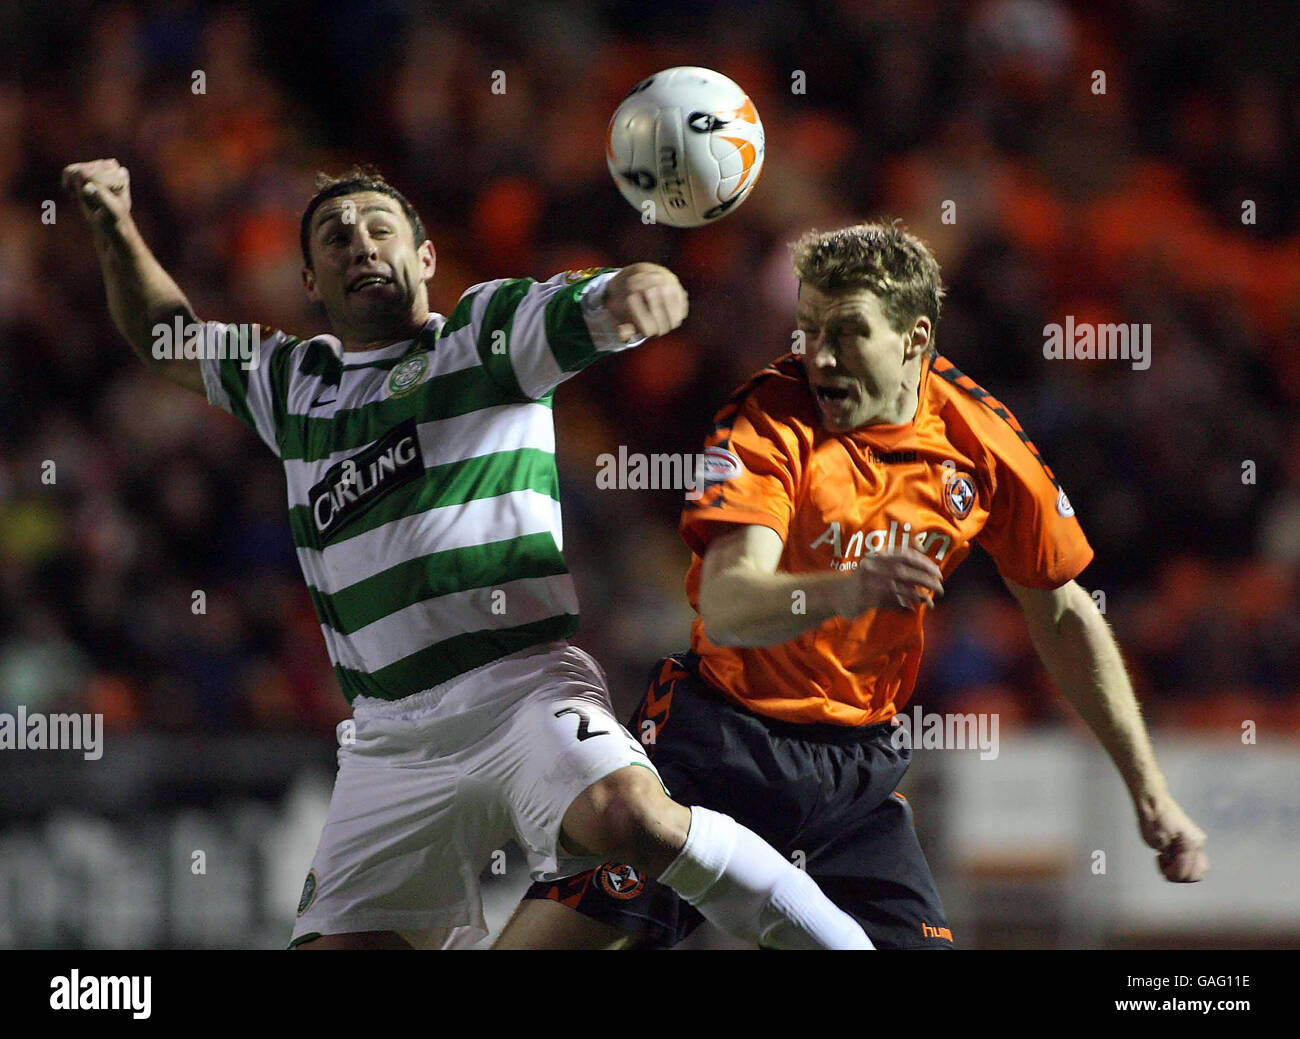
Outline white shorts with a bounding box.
[290,641,661,949]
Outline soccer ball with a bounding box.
[606,66,765,228]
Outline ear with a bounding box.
[417,239,436,284]
[905,317,931,359]
[302,265,320,303]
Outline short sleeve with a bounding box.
[680,390,800,556]
[198,321,296,457]
[464,268,645,402]
[975,424,1094,589]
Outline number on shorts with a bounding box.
[554,706,609,742]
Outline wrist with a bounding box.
[829,570,865,619]
[579,269,642,349]
[1129,772,1171,811]
[93,213,138,253]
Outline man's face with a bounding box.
[797,283,929,432]
[302,191,434,337]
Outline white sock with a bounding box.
[657,806,874,950]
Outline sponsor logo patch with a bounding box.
[307,420,424,545]
[597,863,646,900]
[564,266,604,283]
[698,446,743,484]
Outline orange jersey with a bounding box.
[681,352,1094,726]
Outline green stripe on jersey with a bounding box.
[288,446,559,552]
[308,531,568,635]
[477,280,530,400]
[279,364,529,462]
[217,325,300,432]
[218,361,259,433]
[441,290,477,336]
[545,278,605,373]
[335,614,578,702]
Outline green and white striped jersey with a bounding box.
[198,268,640,704]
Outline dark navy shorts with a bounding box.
[522,653,955,949]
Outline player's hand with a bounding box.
[1136,792,1208,883]
[61,158,133,233]
[845,548,944,614]
[604,263,688,341]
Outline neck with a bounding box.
[340,311,430,354]
[879,355,925,425]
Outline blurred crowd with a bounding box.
[0,0,1296,738]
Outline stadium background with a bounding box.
[0,0,1296,949]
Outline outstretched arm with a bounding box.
[1004,576,1209,883]
[467,262,687,401]
[600,262,687,343]
[62,158,204,395]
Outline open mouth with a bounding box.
[348,274,393,293]
[813,385,854,405]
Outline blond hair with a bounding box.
[791,221,944,355]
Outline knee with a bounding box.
[575,767,688,866]
[587,768,666,846]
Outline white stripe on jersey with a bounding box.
[281,402,555,508]
[320,572,578,674]
[296,488,562,597]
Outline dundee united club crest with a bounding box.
[597,863,646,900]
[944,472,976,519]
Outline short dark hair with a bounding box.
[299,165,426,269]
[791,220,945,356]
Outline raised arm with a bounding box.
[62,158,204,395]
[1003,576,1209,883]
[469,262,687,401]
[698,524,944,647]
[601,262,687,342]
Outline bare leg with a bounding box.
[493,898,638,950]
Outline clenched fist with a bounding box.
[604,263,688,342]
[1138,793,1209,883]
[61,158,133,232]
[845,548,945,614]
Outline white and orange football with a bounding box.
[606,66,765,228]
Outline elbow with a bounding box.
[1062,582,1104,630]
[698,584,745,647]
[699,602,770,649]
[701,616,744,648]
[1042,594,1104,649]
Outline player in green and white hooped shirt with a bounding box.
[63,157,875,950]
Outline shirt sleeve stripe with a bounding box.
[473,279,530,401]
[931,356,1062,492]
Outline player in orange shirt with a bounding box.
[495,221,1209,949]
